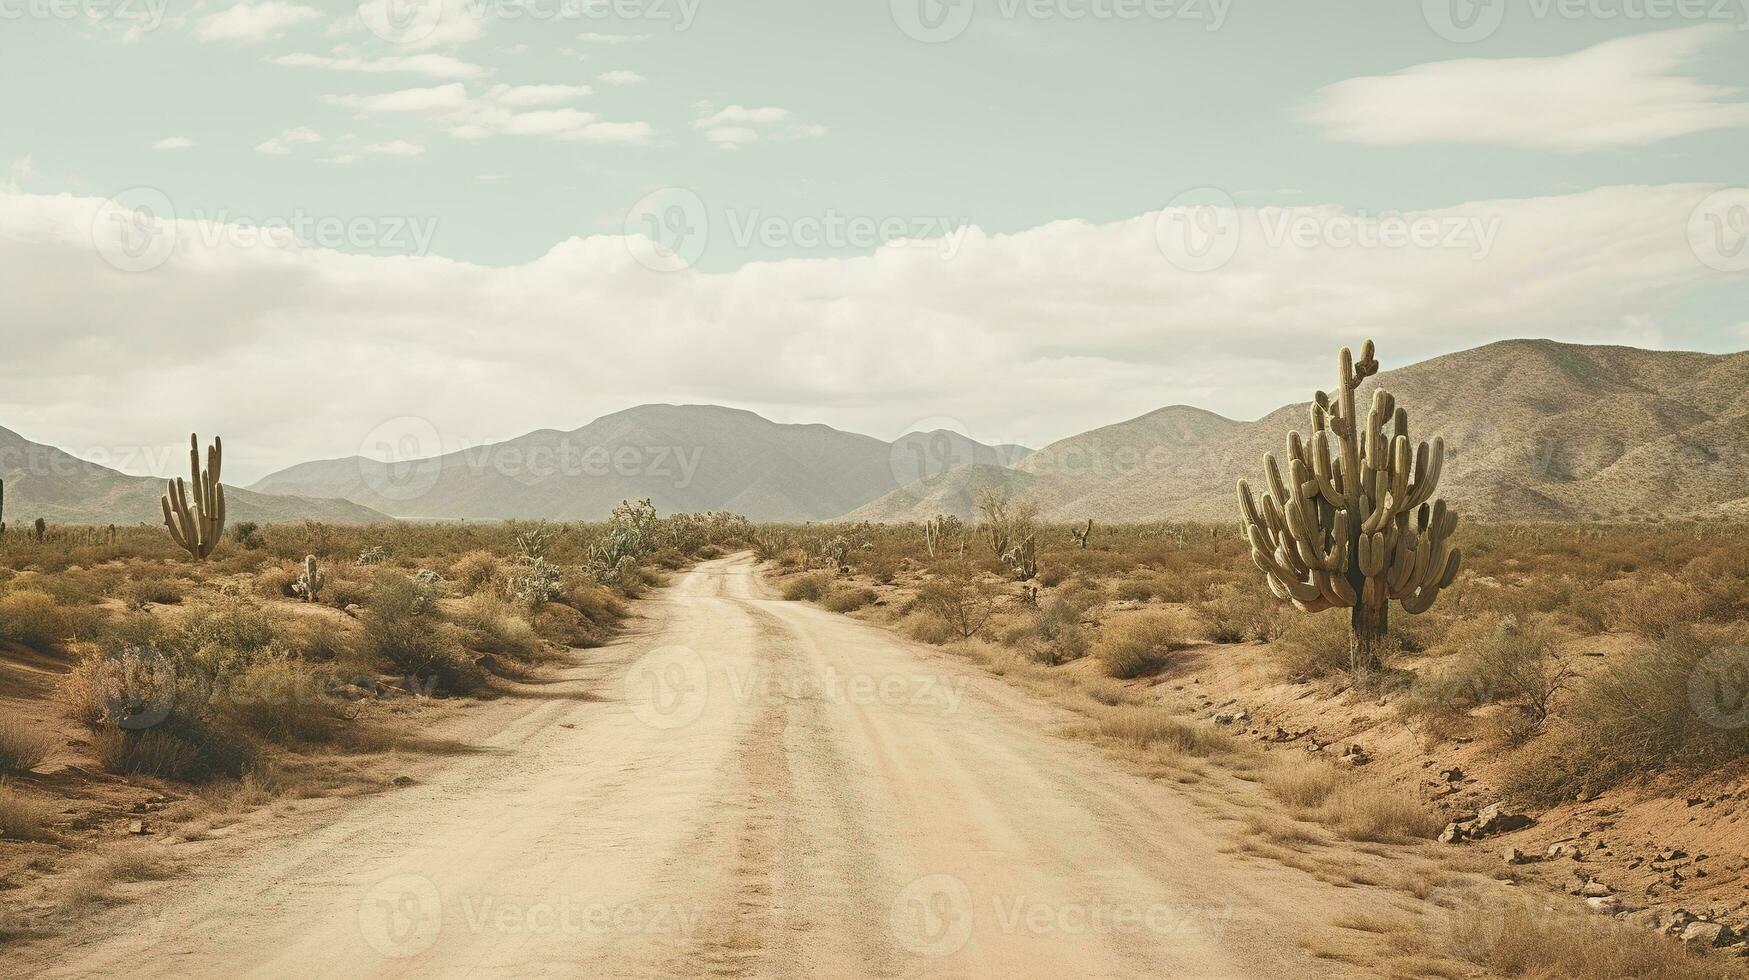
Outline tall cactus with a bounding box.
[162,433,226,560]
[1237,341,1462,671]
[292,555,325,602]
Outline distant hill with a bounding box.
[251,405,1032,523]
[0,427,386,526]
[848,341,1749,523]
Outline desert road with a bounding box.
[19,554,1388,979]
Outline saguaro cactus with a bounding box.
[162,433,226,560]
[292,555,325,602]
[1237,341,1462,671]
[1070,518,1094,549]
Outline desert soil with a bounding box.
[8,554,1426,978]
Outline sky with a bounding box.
[1,0,1748,482]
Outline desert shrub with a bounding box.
[1411,615,1572,742]
[903,611,958,645]
[1502,627,1749,805]
[217,655,337,743]
[0,780,53,841]
[450,550,504,596]
[1093,611,1187,679]
[1114,577,1155,602]
[295,620,351,663]
[323,572,373,610]
[454,595,541,656]
[821,587,876,613]
[916,562,1001,640]
[1197,583,1282,643]
[0,589,68,649]
[0,716,53,774]
[1450,901,1741,980]
[360,576,480,692]
[122,577,183,609]
[66,645,255,782]
[1272,611,1353,679]
[1089,705,1229,756]
[780,573,832,603]
[230,521,266,550]
[1265,758,1439,840]
[255,564,299,599]
[1019,592,1095,665]
[1037,566,1067,588]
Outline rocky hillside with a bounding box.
[0,427,385,526]
[846,340,1749,523]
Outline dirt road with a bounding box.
[18,554,1398,978]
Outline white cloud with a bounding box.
[269,51,487,80]
[254,127,323,155]
[364,140,427,156]
[1305,26,1749,152]
[598,70,645,86]
[3,184,1737,482]
[318,154,358,165]
[153,137,196,151]
[692,103,825,148]
[577,32,649,44]
[197,1,320,45]
[325,84,470,113]
[486,83,592,106]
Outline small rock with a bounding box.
[390,775,415,788]
[1504,847,1538,865]
[1586,896,1623,915]
[126,820,150,835]
[1679,922,1735,949]
[1439,767,1465,783]
[1439,822,1467,844]
[1472,803,1535,837]
[1580,879,1613,898]
[1657,848,1688,862]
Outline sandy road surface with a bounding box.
[12,554,1391,979]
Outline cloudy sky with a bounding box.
[2,0,1748,482]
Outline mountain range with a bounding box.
[0,427,384,527]
[16,340,1749,526]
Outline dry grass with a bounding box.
[0,588,69,649]
[1262,758,1442,842]
[0,716,54,774]
[62,848,179,906]
[1093,610,1190,678]
[1082,704,1232,758]
[0,779,55,841]
[1448,901,1741,979]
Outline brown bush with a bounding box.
[1093,611,1188,679]
[0,589,68,649]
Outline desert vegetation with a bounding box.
[760,498,1749,968]
[0,501,753,939]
